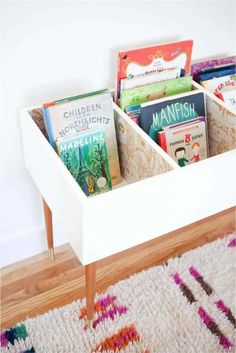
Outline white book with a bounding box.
[120,67,181,92]
[164,120,208,167]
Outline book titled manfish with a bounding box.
[43,90,121,186]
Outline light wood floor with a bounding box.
[1,207,235,329]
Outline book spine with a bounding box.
[43,108,56,150]
[158,132,167,152]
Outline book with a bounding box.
[120,76,192,111]
[159,119,208,167]
[56,129,112,196]
[120,67,181,92]
[201,74,236,98]
[220,88,236,112]
[43,90,121,186]
[199,67,236,82]
[139,90,206,142]
[191,56,236,82]
[158,115,207,151]
[29,108,48,138]
[125,105,141,124]
[117,40,193,100]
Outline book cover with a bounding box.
[56,130,112,196]
[43,91,121,186]
[120,67,181,92]
[191,56,236,82]
[140,90,206,142]
[44,88,110,107]
[125,105,141,124]
[164,120,208,167]
[201,74,236,97]
[117,40,193,100]
[199,67,236,82]
[120,76,192,111]
[221,89,236,112]
[29,108,48,138]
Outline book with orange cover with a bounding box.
[116,40,193,101]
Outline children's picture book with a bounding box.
[117,40,193,100]
[120,76,192,111]
[56,129,112,196]
[199,66,236,82]
[221,89,236,112]
[29,108,48,138]
[201,74,236,99]
[125,105,141,124]
[120,67,181,92]
[139,90,206,142]
[158,115,207,151]
[191,56,236,82]
[159,119,208,167]
[43,90,121,186]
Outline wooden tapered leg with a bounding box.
[42,198,55,262]
[85,262,96,328]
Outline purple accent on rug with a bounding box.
[228,238,236,247]
[215,300,236,328]
[172,273,196,304]
[189,266,213,295]
[198,307,233,350]
[0,332,8,347]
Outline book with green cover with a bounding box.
[120,76,192,111]
[56,129,112,196]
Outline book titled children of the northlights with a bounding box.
[56,129,112,196]
[43,89,121,186]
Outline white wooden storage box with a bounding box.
[20,82,236,266]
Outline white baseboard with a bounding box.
[0,223,67,268]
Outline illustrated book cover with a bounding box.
[191,56,236,82]
[116,39,193,100]
[120,67,181,92]
[159,119,208,167]
[43,90,121,186]
[199,66,236,82]
[221,89,236,112]
[30,108,48,138]
[201,74,236,98]
[56,129,112,196]
[120,76,192,111]
[139,90,206,142]
[125,105,141,124]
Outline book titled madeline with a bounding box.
[43,89,121,186]
[56,129,112,196]
[139,90,206,142]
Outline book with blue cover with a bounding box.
[56,129,112,196]
[139,90,206,142]
[199,66,236,82]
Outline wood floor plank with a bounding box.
[1,207,235,329]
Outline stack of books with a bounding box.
[31,89,121,196]
[191,56,236,112]
[116,40,208,167]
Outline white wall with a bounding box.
[1,0,235,267]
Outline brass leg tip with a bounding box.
[49,248,55,262]
[87,319,93,328]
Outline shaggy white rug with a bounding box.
[1,235,236,353]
